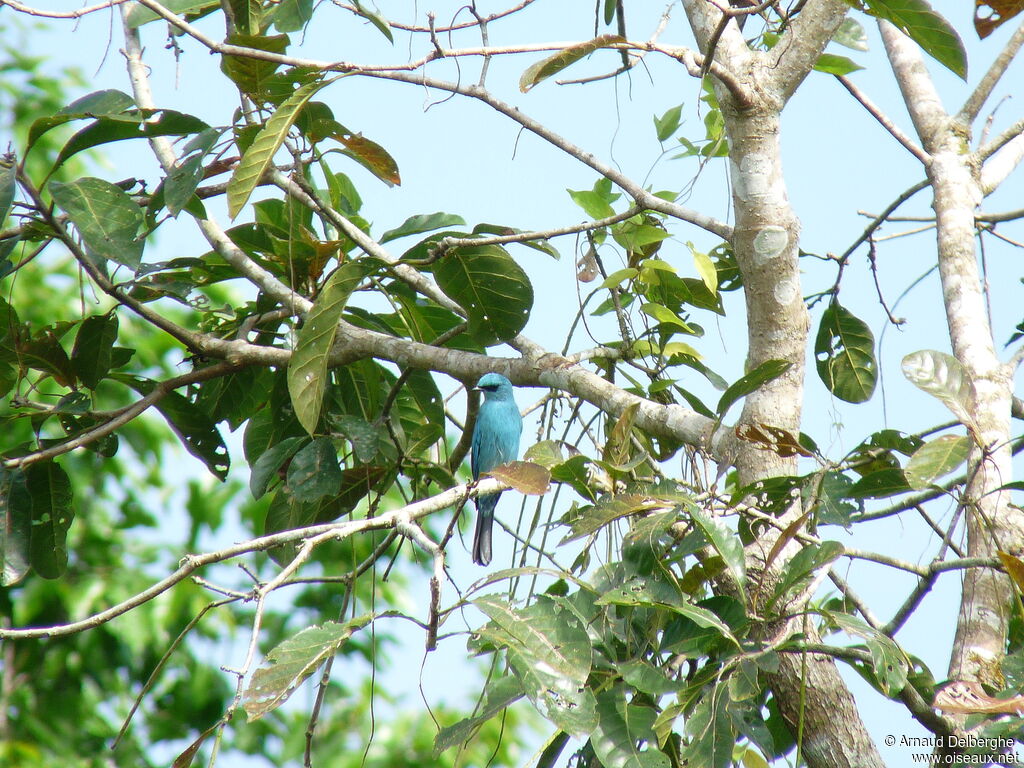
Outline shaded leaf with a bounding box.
[847,468,911,499]
[520,35,626,92]
[0,468,31,586]
[814,301,877,403]
[25,461,74,579]
[243,617,372,719]
[249,436,307,499]
[49,177,145,269]
[904,434,970,489]
[71,313,118,389]
[691,506,746,603]
[117,375,230,480]
[0,155,16,226]
[286,436,342,502]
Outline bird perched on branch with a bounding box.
[471,373,522,566]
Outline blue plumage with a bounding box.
[470,373,522,566]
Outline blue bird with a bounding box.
[471,373,522,566]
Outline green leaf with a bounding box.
[351,0,393,42]
[227,76,334,218]
[126,0,220,26]
[287,260,378,434]
[380,212,466,243]
[117,375,230,480]
[680,691,734,768]
[768,541,844,610]
[824,611,909,696]
[813,53,865,75]
[852,0,966,78]
[833,18,870,50]
[901,350,976,429]
[472,595,597,737]
[591,689,670,768]
[847,468,911,499]
[249,436,307,499]
[52,110,210,174]
[336,133,401,186]
[49,178,145,270]
[520,35,626,92]
[716,359,792,417]
[433,676,524,755]
[269,0,313,32]
[0,468,31,586]
[0,155,16,227]
[814,301,877,403]
[619,659,680,696]
[599,267,638,290]
[25,461,74,579]
[691,506,746,604]
[26,89,135,155]
[561,494,669,543]
[903,434,971,489]
[654,104,683,142]
[71,314,118,389]
[285,436,342,502]
[568,187,615,219]
[524,440,564,468]
[220,34,291,100]
[243,617,372,719]
[433,244,533,346]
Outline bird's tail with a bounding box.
[472,493,501,566]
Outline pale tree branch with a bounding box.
[766,0,849,103]
[958,20,1024,126]
[981,132,1024,194]
[835,75,929,163]
[878,20,948,152]
[0,476,504,640]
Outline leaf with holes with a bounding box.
[243,617,372,719]
[901,350,976,430]
[975,0,1024,37]
[904,434,970,489]
[433,244,533,346]
[50,178,145,269]
[288,260,379,434]
[227,77,334,218]
[815,301,877,403]
[520,35,626,92]
[115,374,230,480]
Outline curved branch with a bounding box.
[0,475,506,640]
